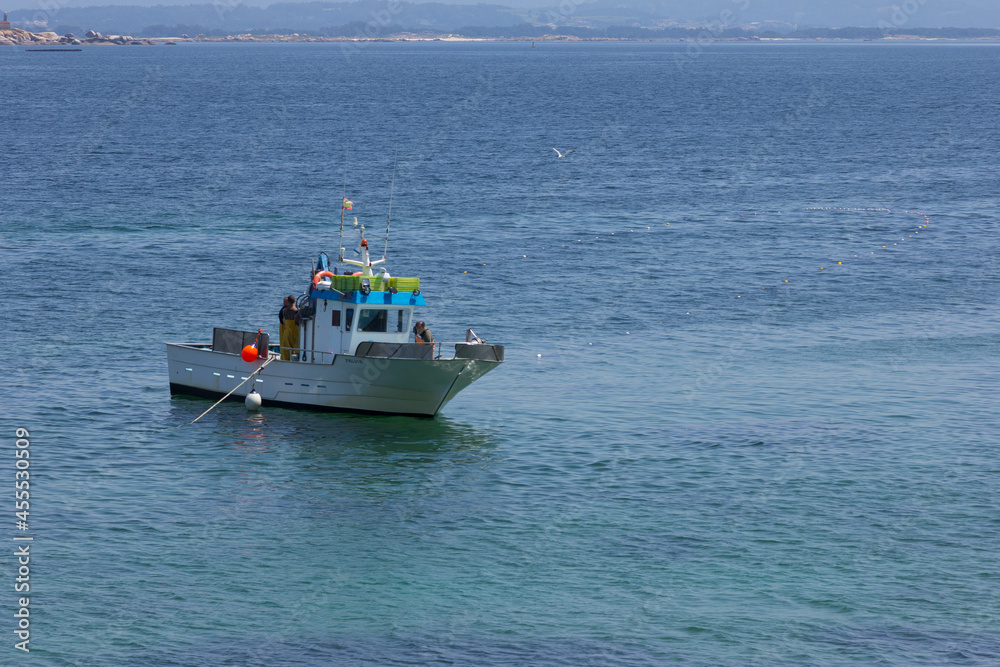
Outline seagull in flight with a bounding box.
[552,148,574,158]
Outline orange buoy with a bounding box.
[241,345,258,363]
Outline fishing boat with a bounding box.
[165,210,503,418]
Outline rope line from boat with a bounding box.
[190,355,277,424]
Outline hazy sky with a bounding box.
[4,0,999,28]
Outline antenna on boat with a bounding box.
[338,141,348,263]
[383,148,397,262]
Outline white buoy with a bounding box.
[245,389,262,411]
[537,353,542,358]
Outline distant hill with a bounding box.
[8,0,1000,38]
[9,1,528,36]
[554,0,1000,29]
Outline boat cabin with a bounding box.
[297,273,426,362]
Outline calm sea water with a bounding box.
[2,41,999,665]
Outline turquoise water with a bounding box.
[2,42,999,664]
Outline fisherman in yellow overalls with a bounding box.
[279,295,299,361]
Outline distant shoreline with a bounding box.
[7,1,999,46]
[5,26,1000,47]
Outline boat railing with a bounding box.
[269,345,337,364]
[263,342,504,363]
[354,341,504,362]
[355,341,434,360]
[450,341,504,362]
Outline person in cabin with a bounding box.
[413,321,433,345]
[278,295,299,360]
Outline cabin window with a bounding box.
[331,310,341,327]
[396,309,411,333]
[345,308,354,331]
[358,308,388,333]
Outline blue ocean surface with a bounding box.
[1,41,999,664]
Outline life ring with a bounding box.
[312,270,335,288]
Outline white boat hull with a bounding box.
[166,343,501,417]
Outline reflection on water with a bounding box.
[233,411,271,454]
[168,395,500,453]
[166,396,500,467]
[164,399,504,548]
[294,413,501,453]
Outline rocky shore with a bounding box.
[0,28,157,46]
[3,25,998,47]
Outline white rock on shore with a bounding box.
[1,27,155,45]
[0,27,65,44]
[0,27,49,44]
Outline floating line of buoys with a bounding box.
[571,206,933,296]
[773,206,931,285]
[479,206,933,309]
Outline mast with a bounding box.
[341,222,385,277]
[383,148,397,262]
[338,142,348,262]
